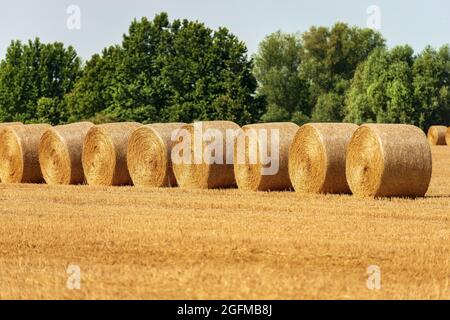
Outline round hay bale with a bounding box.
[127,123,185,187]
[234,122,299,191]
[0,124,51,183]
[82,122,142,186]
[346,124,432,198]
[39,122,94,185]
[427,125,447,145]
[289,123,358,194]
[172,121,240,189]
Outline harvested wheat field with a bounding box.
[0,146,449,300]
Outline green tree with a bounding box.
[253,23,385,124]
[412,46,450,128]
[36,97,65,125]
[69,13,262,125]
[345,45,416,124]
[301,23,385,121]
[345,45,450,129]
[311,92,344,122]
[0,38,81,124]
[254,31,308,123]
[65,46,121,122]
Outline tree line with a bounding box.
[0,12,448,129]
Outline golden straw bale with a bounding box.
[172,121,240,189]
[234,122,299,191]
[39,122,94,185]
[0,122,22,126]
[346,124,432,198]
[82,122,142,186]
[289,123,358,194]
[127,123,185,187]
[427,125,447,145]
[0,124,51,183]
[446,127,450,146]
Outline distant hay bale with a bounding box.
[289,123,358,194]
[39,122,94,185]
[172,121,240,189]
[427,125,447,145]
[82,122,142,186]
[0,124,51,183]
[346,124,432,198]
[234,122,299,191]
[127,123,185,187]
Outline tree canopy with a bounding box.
[0,13,449,129]
[0,38,81,124]
[345,45,450,128]
[68,13,263,125]
[254,23,385,124]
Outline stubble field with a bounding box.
[0,146,449,300]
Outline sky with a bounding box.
[0,0,449,61]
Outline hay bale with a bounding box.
[234,122,299,191]
[127,123,185,187]
[39,122,94,185]
[289,123,358,194]
[346,124,432,198]
[0,124,51,183]
[427,125,447,145]
[82,122,142,186]
[172,121,240,189]
[0,122,22,126]
[446,127,450,146]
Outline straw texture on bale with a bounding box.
[172,121,240,189]
[289,123,358,194]
[234,122,299,191]
[346,124,432,198]
[0,124,51,183]
[427,125,447,145]
[82,122,141,186]
[39,122,94,185]
[446,127,450,146]
[127,123,185,187]
[0,122,22,127]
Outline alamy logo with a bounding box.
[366,265,381,290]
[66,5,81,30]
[66,264,81,290]
[366,5,381,30]
[171,123,281,176]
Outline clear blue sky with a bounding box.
[0,0,449,61]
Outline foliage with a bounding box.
[345,45,450,128]
[0,38,81,123]
[1,16,449,129]
[254,23,385,123]
[68,13,263,125]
